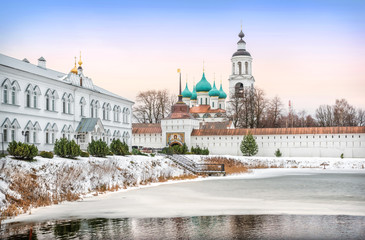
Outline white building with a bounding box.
[132,29,365,158]
[0,53,133,151]
[228,29,255,97]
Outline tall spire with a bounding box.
[78,51,83,66]
[177,68,183,103]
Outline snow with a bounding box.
[187,155,365,169]
[1,154,364,223]
[0,155,187,217]
[3,168,365,223]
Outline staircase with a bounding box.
[162,154,226,176]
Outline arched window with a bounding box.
[91,104,94,118]
[80,97,86,116]
[3,85,8,103]
[245,62,248,74]
[103,103,107,120]
[26,90,31,107]
[238,62,242,75]
[212,102,214,108]
[235,82,244,97]
[33,92,37,108]
[62,98,66,113]
[11,87,16,104]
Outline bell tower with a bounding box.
[228,27,255,98]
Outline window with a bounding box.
[52,98,55,111]
[3,128,7,142]
[46,97,50,110]
[25,133,30,143]
[11,129,15,141]
[81,104,84,116]
[52,133,55,144]
[33,132,37,143]
[91,105,94,117]
[46,132,49,144]
[33,93,37,108]
[245,62,248,74]
[26,91,31,107]
[212,102,214,108]
[205,98,207,105]
[62,99,66,113]
[11,87,15,104]
[68,101,71,114]
[3,85,8,103]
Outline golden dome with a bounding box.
[78,51,83,66]
[71,57,78,74]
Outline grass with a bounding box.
[202,157,250,175]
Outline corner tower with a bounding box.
[228,28,255,97]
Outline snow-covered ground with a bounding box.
[1,154,365,222]
[0,155,188,220]
[188,155,365,169]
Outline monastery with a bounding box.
[132,29,365,158]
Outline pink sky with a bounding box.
[1,1,364,115]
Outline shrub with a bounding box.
[275,149,282,157]
[40,151,54,159]
[340,153,344,159]
[150,153,156,157]
[131,148,147,156]
[110,139,129,156]
[80,151,89,157]
[54,138,81,159]
[240,133,258,156]
[191,146,209,155]
[87,139,109,157]
[7,141,38,160]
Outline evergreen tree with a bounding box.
[240,133,258,156]
[275,149,282,157]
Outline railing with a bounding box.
[160,153,225,175]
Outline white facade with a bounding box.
[161,118,200,148]
[0,54,133,152]
[191,133,365,158]
[228,30,255,98]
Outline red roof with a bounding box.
[132,123,162,134]
[189,105,226,114]
[191,126,365,136]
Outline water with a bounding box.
[2,170,365,239]
[2,215,365,239]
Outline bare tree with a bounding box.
[265,96,283,128]
[133,89,175,123]
[227,92,244,128]
[357,109,365,126]
[333,99,357,126]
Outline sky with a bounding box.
[1,0,364,115]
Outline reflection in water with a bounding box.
[1,215,365,240]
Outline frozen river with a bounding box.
[2,169,365,239]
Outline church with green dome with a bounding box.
[181,71,228,122]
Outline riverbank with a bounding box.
[3,168,365,224]
[1,155,365,223]
[0,155,192,221]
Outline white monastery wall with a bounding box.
[191,133,365,158]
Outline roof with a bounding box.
[76,118,102,132]
[208,82,220,97]
[182,82,192,98]
[199,121,232,130]
[191,126,365,136]
[196,72,212,92]
[132,123,162,134]
[232,49,251,57]
[0,53,134,103]
[191,85,197,100]
[189,105,226,114]
[219,83,227,99]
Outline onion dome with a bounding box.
[219,83,227,99]
[196,72,212,92]
[209,81,220,97]
[71,57,78,74]
[182,83,192,98]
[232,29,251,57]
[191,85,197,100]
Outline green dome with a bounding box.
[191,85,197,100]
[219,83,227,99]
[209,81,220,97]
[182,83,192,98]
[196,72,212,92]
